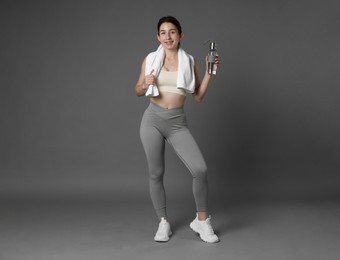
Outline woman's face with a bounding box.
[157,22,183,50]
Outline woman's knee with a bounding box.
[191,163,208,180]
[149,167,165,182]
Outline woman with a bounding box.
[134,16,220,243]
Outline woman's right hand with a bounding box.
[144,69,155,89]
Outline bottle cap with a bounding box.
[210,41,216,50]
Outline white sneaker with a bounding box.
[154,217,172,242]
[190,215,219,243]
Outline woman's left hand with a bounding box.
[205,55,221,71]
[214,55,220,68]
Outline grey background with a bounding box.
[1,1,340,260]
[1,0,339,203]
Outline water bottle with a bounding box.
[207,41,218,75]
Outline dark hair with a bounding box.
[157,16,182,35]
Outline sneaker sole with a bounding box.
[154,231,172,242]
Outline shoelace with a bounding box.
[159,221,169,233]
[202,219,214,234]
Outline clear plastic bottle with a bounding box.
[207,41,218,75]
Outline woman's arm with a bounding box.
[134,58,147,96]
[192,56,220,102]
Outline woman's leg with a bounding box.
[167,128,209,216]
[169,128,219,243]
[140,117,167,220]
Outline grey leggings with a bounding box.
[140,102,208,219]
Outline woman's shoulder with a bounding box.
[180,48,195,62]
[146,49,158,61]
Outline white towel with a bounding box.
[145,45,195,97]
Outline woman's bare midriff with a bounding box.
[150,92,186,109]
